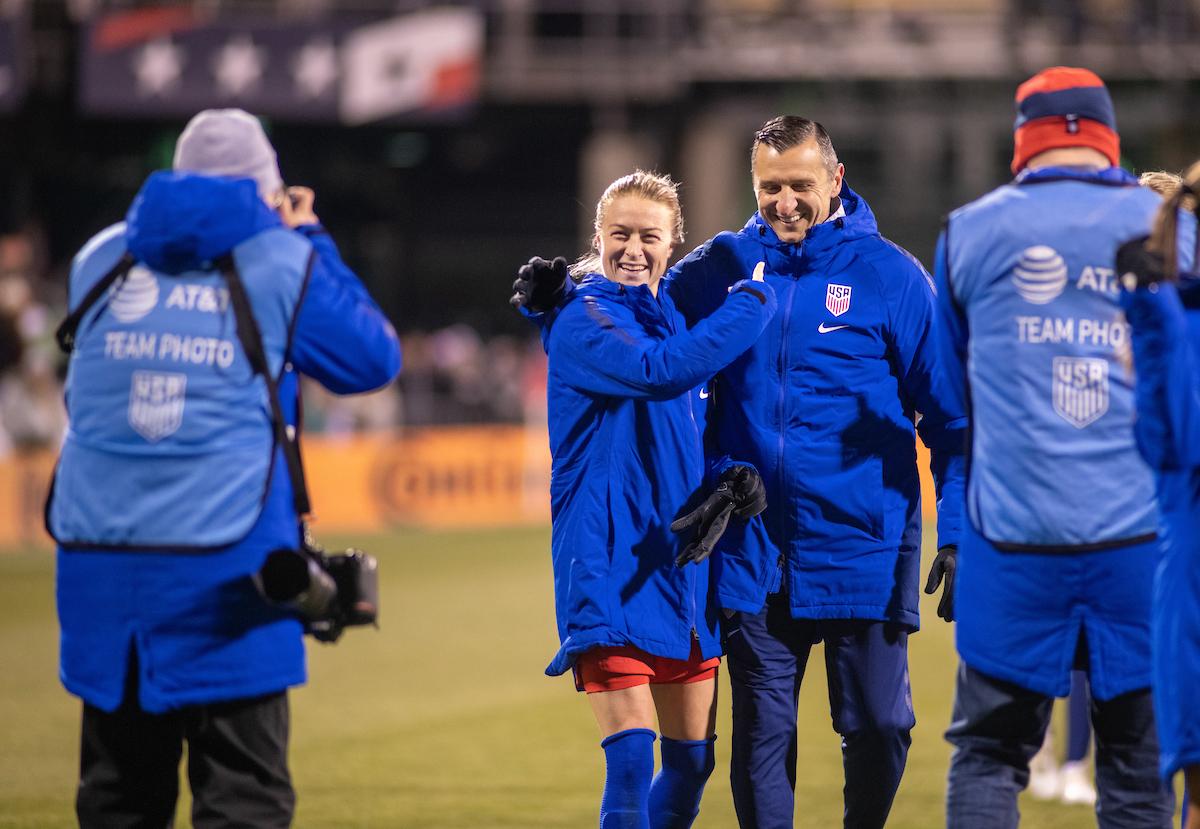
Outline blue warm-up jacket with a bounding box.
[664,185,966,629]
[543,273,776,676]
[53,172,400,713]
[1121,270,1200,778]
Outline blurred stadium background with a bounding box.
[0,0,1197,826]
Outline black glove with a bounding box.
[671,465,767,566]
[1116,235,1169,289]
[923,545,957,623]
[510,256,569,312]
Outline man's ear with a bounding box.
[831,163,845,198]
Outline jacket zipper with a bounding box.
[776,263,798,591]
[659,289,701,639]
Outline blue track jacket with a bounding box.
[1121,271,1200,777]
[55,173,401,713]
[543,273,776,676]
[665,185,966,629]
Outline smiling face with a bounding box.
[597,195,676,293]
[753,138,844,244]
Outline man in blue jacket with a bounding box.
[514,117,966,828]
[49,109,401,828]
[934,68,1184,828]
[667,116,966,829]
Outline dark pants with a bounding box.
[723,592,915,829]
[945,662,1173,829]
[1067,670,1092,763]
[77,687,294,829]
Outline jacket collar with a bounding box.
[571,273,673,329]
[1014,165,1139,187]
[742,182,878,259]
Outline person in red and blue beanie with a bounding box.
[933,67,1189,828]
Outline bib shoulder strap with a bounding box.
[216,254,312,518]
[55,253,136,353]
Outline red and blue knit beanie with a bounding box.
[1011,66,1119,174]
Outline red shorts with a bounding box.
[573,641,720,694]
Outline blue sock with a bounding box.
[647,735,717,829]
[599,728,655,829]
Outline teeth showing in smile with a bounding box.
[618,264,647,274]
[779,215,802,224]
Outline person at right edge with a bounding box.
[933,67,1192,828]
[1115,162,1200,829]
[48,109,401,828]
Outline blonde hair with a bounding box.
[1147,161,1200,281]
[1139,170,1183,198]
[571,170,685,278]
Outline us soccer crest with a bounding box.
[1052,357,1109,428]
[826,284,852,317]
[128,371,187,442]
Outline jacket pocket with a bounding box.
[809,454,886,542]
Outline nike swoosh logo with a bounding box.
[699,389,710,399]
[817,323,849,333]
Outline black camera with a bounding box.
[257,543,379,643]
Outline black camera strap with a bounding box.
[55,254,136,353]
[216,254,312,518]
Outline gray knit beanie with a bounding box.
[173,108,283,200]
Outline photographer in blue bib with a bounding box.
[933,68,1194,828]
[48,109,401,828]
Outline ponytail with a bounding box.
[1147,160,1200,282]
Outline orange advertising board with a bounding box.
[0,452,57,548]
[303,425,551,530]
[0,427,937,548]
[0,426,553,548]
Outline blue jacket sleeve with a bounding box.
[288,227,402,394]
[666,232,747,327]
[1115,211,1200,470]
[1120,281,1200,470]
[883,239,967,548]
[523,279,576,354]
[549,281,776,400]
[932,230,971,420]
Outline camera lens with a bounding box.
[260,549,311,602]
[259,549,337,619]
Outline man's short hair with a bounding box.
[751,116,839,177]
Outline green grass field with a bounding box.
[0,528,1173,827]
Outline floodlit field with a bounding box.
[0,528,1175,828]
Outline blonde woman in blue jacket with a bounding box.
[531,171,775,828]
